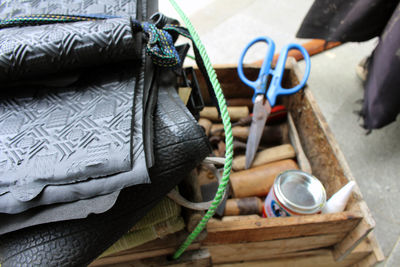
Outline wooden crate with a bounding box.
[90,59,383,266]
[90,232,381,267]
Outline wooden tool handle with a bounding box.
[232,126,250,140]
[224,197,264,216]
[211,123,288,144]
[221,214,261,222]
[198,118,212,136]
[210,123,224,134]
[273,40,341,64]
[230,159,299,198]
[227,98,253,110]
[252,39,342,67]
[200,106,249,122]
[210,124,249,139]
[232,144,295,171]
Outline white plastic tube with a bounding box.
[322,181,356,214]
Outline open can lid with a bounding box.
[274,170,326,214]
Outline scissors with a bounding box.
[237,36,311,169]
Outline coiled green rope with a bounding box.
[168,0,234,260]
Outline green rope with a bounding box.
[168,0,234,260]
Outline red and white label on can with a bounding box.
[263,170,326,217]
[263,186,291,217]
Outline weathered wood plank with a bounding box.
[93,249,212,267]
[284,58,376,260]
[288,112,312,173]
[368,232,385,263]
[214,252,368,267]
[203,211,362,245]
[333,219,373,261]
[206,233,345,264]
[90,232,381,267]
[214,237,374,267]
[353,233,385,267]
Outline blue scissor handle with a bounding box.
[237,36,311,106]
[267,43,311,106]
[237,36,276,102]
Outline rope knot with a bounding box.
[141,22,180,68]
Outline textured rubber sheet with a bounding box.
[0,0,140,19]
[0,63,151,214]
[0,68,212,237]
[0,0,161,230]
[0,54,153,232]
[0,0,162,215]
[0,17,139,83]
[0,192,120,235]
[0,69,133,199]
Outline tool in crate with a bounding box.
[237,36,311,169]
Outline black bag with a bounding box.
[0,0,211,265]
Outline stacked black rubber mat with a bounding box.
[0,1,211,266]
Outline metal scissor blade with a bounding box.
[245,97,271,169]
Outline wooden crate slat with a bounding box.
[206,233,345,264]
[204,211,362,244]
[214,236,374,267]
[214,251,369,267]
[92,249,211,267]
[333,219,373,261]
[352,233,385,267]
[284,58,376,260]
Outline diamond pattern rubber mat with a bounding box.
[0,0,158,216]
[0,17,138,82]
[0,65,150,208]
[0,0,139,19]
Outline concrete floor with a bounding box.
[161,1,400,266]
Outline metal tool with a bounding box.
[237,36,311,169]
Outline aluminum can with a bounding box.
[263,170,326,217]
